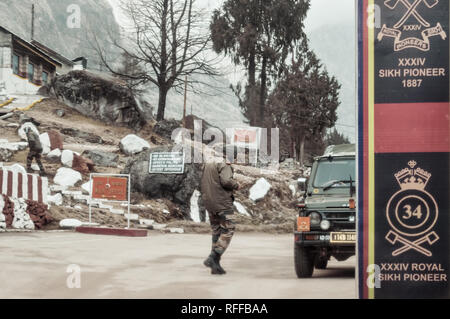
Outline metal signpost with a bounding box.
[89,173,131,229]
[357,0,449,298]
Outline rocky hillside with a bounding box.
[1,97,301,234]
[0,0,120,69]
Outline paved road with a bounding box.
[0,231,356,299]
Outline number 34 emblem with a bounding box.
[385,161,439,257]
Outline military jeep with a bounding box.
[294,144,356,278]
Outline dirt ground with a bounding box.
[0,231,356,299]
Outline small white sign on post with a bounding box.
[149,151,185,174]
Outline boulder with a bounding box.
[81,181,91,193]
[120,134,150,156]
[122,146,205,218]
[61,150,94,174]
[169,228,184,234]
[48,130,64,151]
[61,128,103,144]
[11,198,34,230]
[153,119,182,140]
[59,219,83,229]
[55,109,65,117]
[189,190,201,223]
[249,178,272,202]
[0,141,28,152]
[39,133,51,155]
[25,200,53,229]
[0,148,13,162]
[47,148,62,162]
[54,167,82,187]
[82,150,118,167]
[72,155,95,174]
[48,71,146,129]
[47,193,63,206]
[233,201,251,217]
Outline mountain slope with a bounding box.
[0,0,120,69]
[308,23,356,141]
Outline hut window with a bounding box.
[42,71,48,84]
[12,54,19,75]
[28,63,34,82]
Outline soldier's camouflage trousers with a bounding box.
[27,151,45,172]
[209,213,235,256]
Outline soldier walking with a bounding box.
[24,126,46,176]
[201,150,240,275]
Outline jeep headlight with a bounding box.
[320,220,331,230]
[308,212,321,226]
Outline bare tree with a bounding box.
[94,0,218,121]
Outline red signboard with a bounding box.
[91,176,128,201]
[234,129,257,143]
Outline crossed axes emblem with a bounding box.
[386,230,439,257]
[384,0,439,28]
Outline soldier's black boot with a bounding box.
[203,251,225,275]
[214,253,226,274]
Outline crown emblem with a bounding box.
[394,161,431,190]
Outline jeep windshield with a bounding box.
[313,158,356,189]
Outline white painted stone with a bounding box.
[99,203,113,210]
[62,190,83,196]
[289,184,297,197]
[0,196,5,230]
[59,219,83,228]
[61,150,74,167]
[47,193,63,206]
[0,141,28,152]
[50,184,67,192]
[163,209,170,215]
[233,201,251,217]
[39,133,51,155]
[31,164,40,171]
[110,208,124,215]
[124,213,139,221]
[74,205,82,210]
[18,122,39,140]
[139,219,155,226]
[54,167,82,187]
[11,198,34,230]
[169,228,184,234]
[119,134,150,155]
[189,190,201,223]
[47,148,62,160]
[249,178,272,202]
[152,223,167,230]
[81,181,91,194]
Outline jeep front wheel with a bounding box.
[294,244,314,278]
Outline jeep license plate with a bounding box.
[330,232,356,244]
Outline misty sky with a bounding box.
[109,0,355,32]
